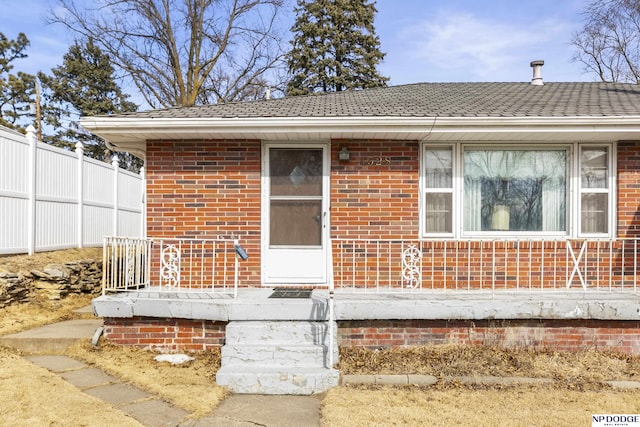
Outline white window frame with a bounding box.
[576,144,616,238]
[419,144,457,238]
[420,142,616,239]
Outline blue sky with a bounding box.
[1,0,592,96]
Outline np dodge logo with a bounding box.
[592,414,640,427]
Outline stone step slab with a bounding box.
[225,320,334,346]
[216,366,340,395]
[218,319,339,395]
[221,344,328,368]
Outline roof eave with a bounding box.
[79,115,640,159]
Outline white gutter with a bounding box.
[80,115,640,157]
[80,115,640,135]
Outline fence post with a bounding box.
[112,155,120,237]
[26,125,37,255]
[76,142,84,248]
[140,166,146,238]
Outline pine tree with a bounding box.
[38,38,141,171]
[0,32,36,131]
[287,0,389,96]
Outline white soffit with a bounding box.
[80,115,640,151]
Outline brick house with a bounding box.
[81,64,640,394]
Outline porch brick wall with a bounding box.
[338,320,640,354]
[146,140,262,286]
[143,139,638,290]
[102,317,640,355]
[617,141,640,237]
[330,141,419,239]
[103,317,226,352]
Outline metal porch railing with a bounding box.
[332,238,640,293]
[103,237,640,296]
[102,237,242,297]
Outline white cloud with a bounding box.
[393,12,575,81]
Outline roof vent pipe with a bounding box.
[530,60,544,86]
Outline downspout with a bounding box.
[328,239,335,368]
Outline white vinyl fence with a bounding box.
[0,125,144,255]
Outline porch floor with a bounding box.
[93,288,640,321]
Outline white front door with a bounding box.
[262,143,329,285]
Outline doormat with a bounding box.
[268,288,313,299]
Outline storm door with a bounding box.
[262,144,329,285]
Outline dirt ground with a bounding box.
[0,247,102,273]
[1,248,640,426]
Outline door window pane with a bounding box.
[270,200,322,246]
[270,149,322,197]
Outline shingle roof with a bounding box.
[116,82,640,119]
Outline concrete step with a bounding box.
[225,321,332,345]
[216,366,340,395]
[221,344,328,368]
[0,319,103,354]
[218,320,339,394]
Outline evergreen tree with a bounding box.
[0,32,36,131]
[286,0,389,96]
[38,38,141,171]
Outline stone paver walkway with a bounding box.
[26,355,189,427]
[26,354,321,427]
[10,309,640,426]
[6,312,323,427]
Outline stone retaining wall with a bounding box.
[0,260,102,307]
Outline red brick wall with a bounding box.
[339,320,640,354]
[143,139,638,289]
[103,317,226,352]
[144,139,418,287]
[146,140,262,286]
[102,317,640,355]
[617,141,640,238]
[146,140,638,243]
[330,140,419,240]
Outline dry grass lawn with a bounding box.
[66,342,229,418]
[322,386,640,427]
[326,347,640,426]
[340,345,640,383]
[0,293,95,336]
[2,248,640,426]
[0,346,143,427]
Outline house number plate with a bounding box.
[361,157,391,166]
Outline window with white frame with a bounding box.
[424,147,454,234]
[421,144,613,238]
[580,147,610,234]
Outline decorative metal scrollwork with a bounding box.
[402,244,422,289]
[125,243,136,286]
[160,244,181,288]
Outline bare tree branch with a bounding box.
[49,0,287,108]
[572,0,640,83]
